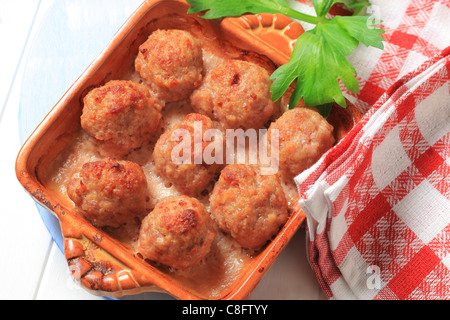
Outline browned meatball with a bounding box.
[67,158,149,228]
[190,59,277,129]
[135,29,204,102]
[267,108,335,179]
[81,80,163,157]
[210,164,288,250]
[137,195,216,270]
[153,113,224,196]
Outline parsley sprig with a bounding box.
[187,0,385,117]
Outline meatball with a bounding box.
[67,158,149,228]
[210,164,288,250]
[153,113,224,196]
[137,195,216,270]
[190,59,277,129]
[81,80,163,157]
[267,108,335,179]
[135,29,204,102]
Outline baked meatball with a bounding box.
[190,59,277,129]
[137,195,216,270]
[210,164,289,250]
[267,108,335,179]
[135,29,204,102]
[67,158,149,228]
[81,80,163,157]
[153,113,224,196]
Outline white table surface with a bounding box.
[0,0,325,300]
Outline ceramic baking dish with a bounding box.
[16,0,360,300]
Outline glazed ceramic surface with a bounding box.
[16,0,360,299]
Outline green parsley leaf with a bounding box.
[316,103,334,119]
[270,20,359,108]
[337,15,385,49]
[270,15,384,108]
[187,0,321,24]
[312,0,339,17]
[187,0,285,19]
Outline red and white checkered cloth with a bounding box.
[291,0,450,299]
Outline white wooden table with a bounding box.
[0,0,324,300]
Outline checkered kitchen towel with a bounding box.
[292,0,450,300]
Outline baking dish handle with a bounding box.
[221,13,304,66]
[60,216,169,298]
